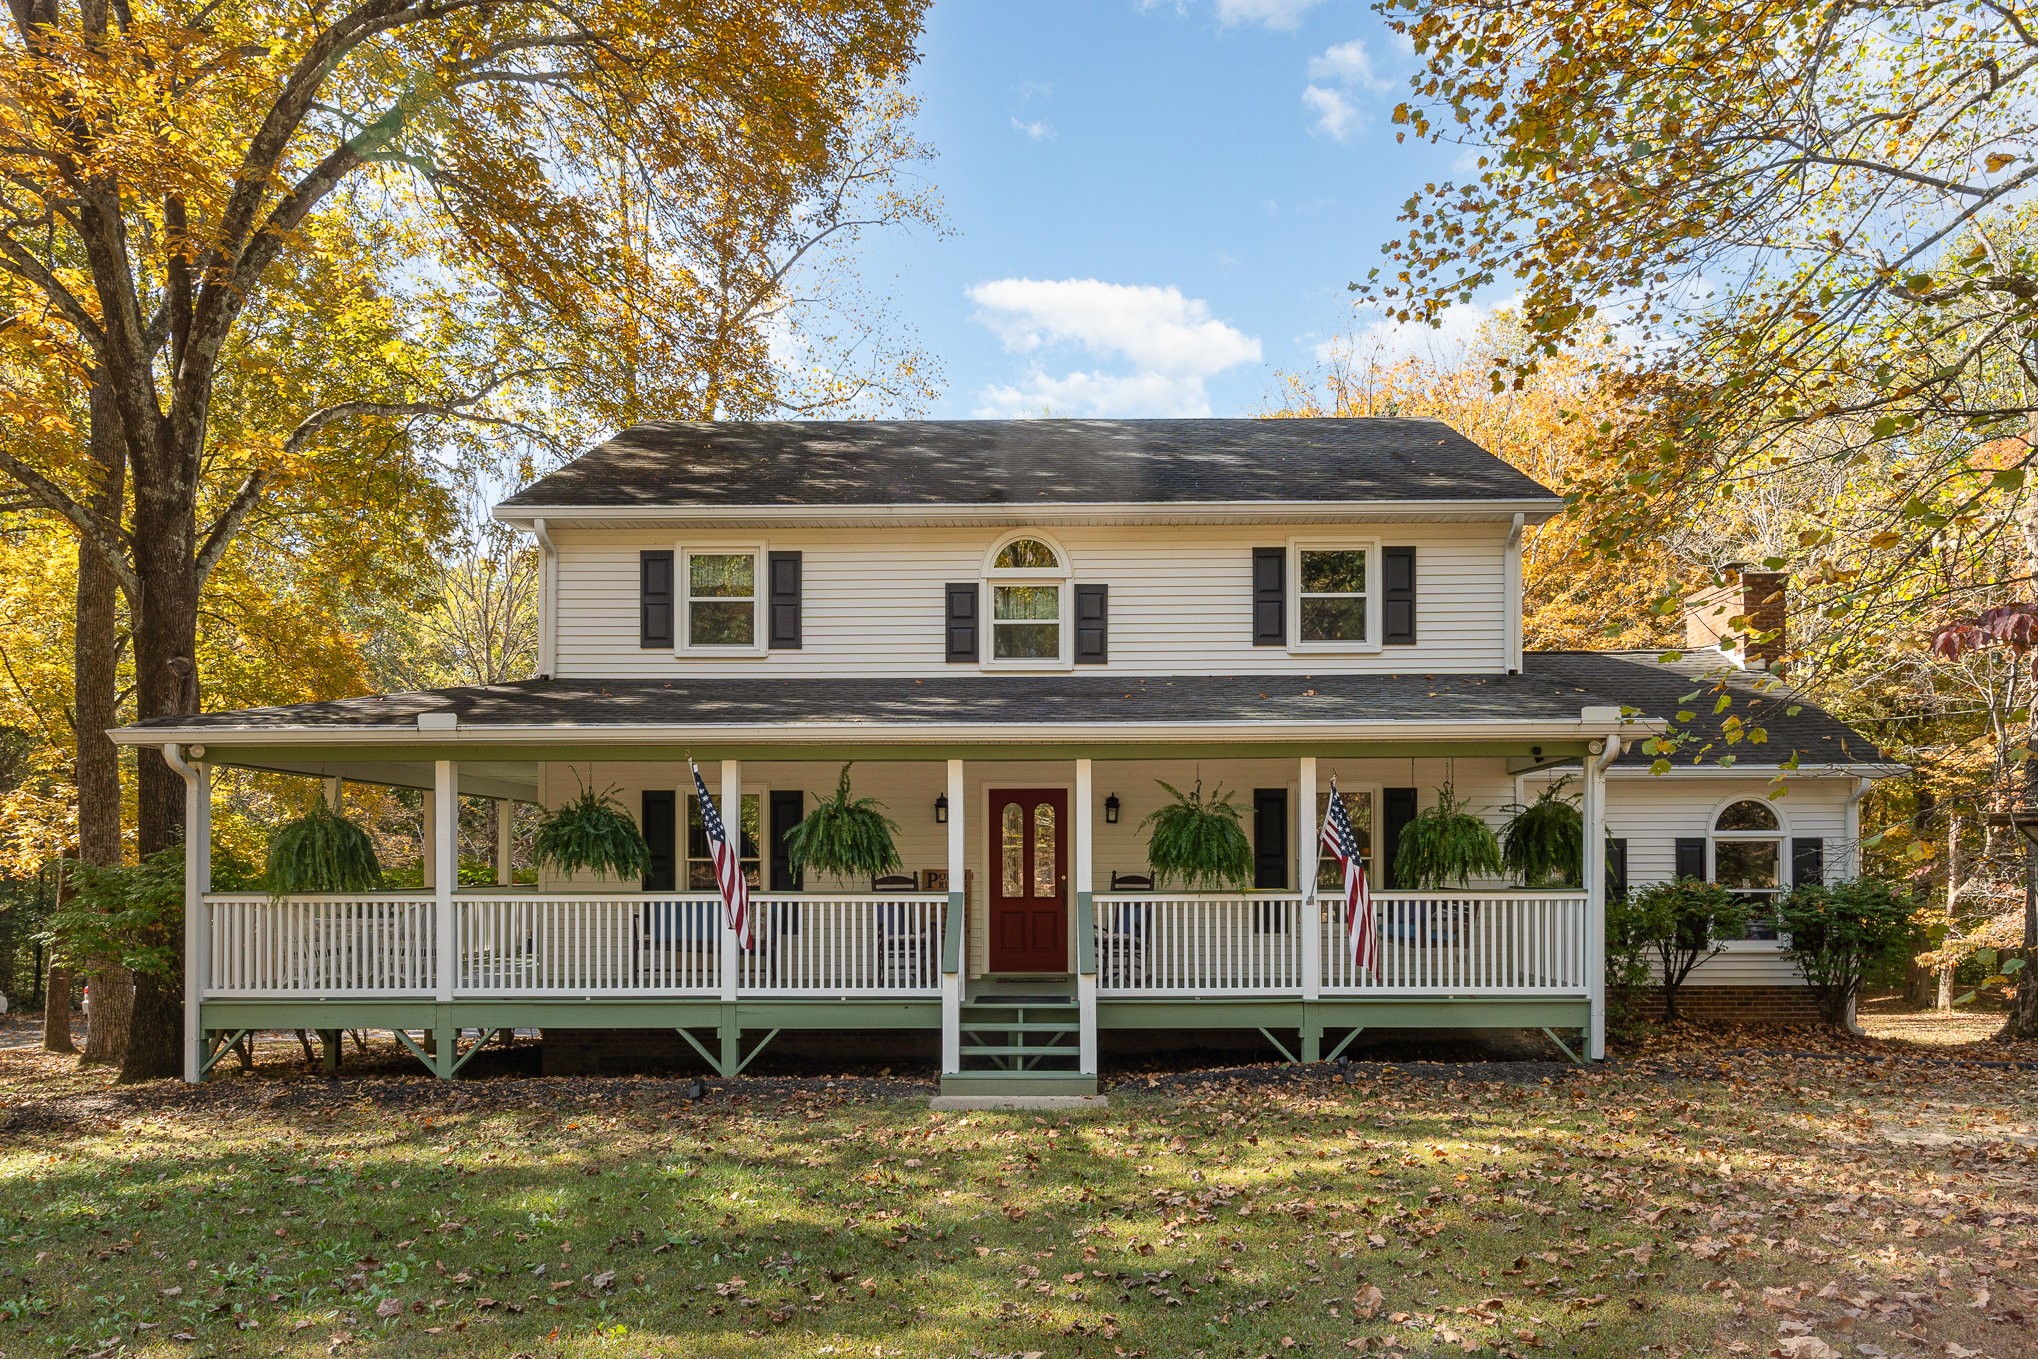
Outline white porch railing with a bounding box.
[1093,893,1305,993]
[1093,890,1589,996]
[201,891,948,999]
[205,893,436,997]
[741,894,946,995]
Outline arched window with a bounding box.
[983,535,1068,665]
[1711,798,1784,931]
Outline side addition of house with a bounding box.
[114,419,1900,1091]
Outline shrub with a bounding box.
[785,764,902,880]
[1630,878,1751,1021]
[1778,877,1922,1028]
[533,783,651,882]
[47,848,188,979]
[1140,778,1253,890]
[1393,784,1503,889]
[1604,891,1656,1042]
[1499,778,1583,887]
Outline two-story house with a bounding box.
[117,419,1899,1093]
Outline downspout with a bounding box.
[163,743,207,1083]
[1505,513,1526,674]
[532,517,557,679]
[1842,775,1875,1034]
[1583,731,1625,1061]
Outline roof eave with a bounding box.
[490,497,1566,531]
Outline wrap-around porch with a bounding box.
[171,732,1626,1090]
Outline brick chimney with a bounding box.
[1684,568,1788,669]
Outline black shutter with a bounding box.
[1382,546,1417,645]
[1792,837,1824,887]
[1073,584,1108,664]
[1674,837,1707,882]
[1381,787,1418,890]
[770,789,804,892]
[642,789,677,892]
[945,583,978,662]
[1252,547,1285,645]
[640,550,674,649]
[767,551,802,650]
[1252,788,1288,889]
[1607,837,1629,901]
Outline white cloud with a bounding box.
[1010,115,1055,142]
[1214,0,1322,29]
[967,277,1262,417]
[1317,293,1524,367]
[1302,84,1359,141]
[1307,39,1389,90]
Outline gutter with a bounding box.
[492,496,1565,530]
[112,712,1654,751]
[531,517,557,678]
[162,744,204,1085]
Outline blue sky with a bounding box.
[858,0,1481,420]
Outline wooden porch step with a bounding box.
[939,1071,1098,1097]
[961,1043,1077,1058]
[959,1020,1077,1034]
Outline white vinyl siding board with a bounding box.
[549,523,1511,677]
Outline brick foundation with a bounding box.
[1658,985,1825,1025]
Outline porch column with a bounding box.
[1075,757,1098,1077]
[494,800,514,886]
[1298,757,1320,1002]
[178,752,211,1084]
[1581,735,1614,1060]
[324,776,342,811]
[719,760,742,1016]
[433,761,458,1006]
[941,758,965,1075]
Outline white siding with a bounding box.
[549,522,1511,678]
[1531,770,1859,988]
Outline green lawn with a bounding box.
[2,1038,2035,1358]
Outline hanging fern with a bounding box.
[532,783,651,882]
[1394,783,1503,888]
[1500,777,1584,887]
[785,763,902,879]
[267,799,383,897]
[1140,777,1253,890]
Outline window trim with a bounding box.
[683,782,768,893]
[1287,537,1383,654]
[980,531,1072,671]
[678,544,767,656]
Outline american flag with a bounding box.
[1321,776,1379,978]
[691,760,750,949]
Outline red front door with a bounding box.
[987,788,1068,972]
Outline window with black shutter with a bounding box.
[767,551,802,650]
[770,789,805,892]
[1674,837,1707,882]
[944,583,978,662]
[640,550,674,649]
[642,789,677,891]
[1381,787,1418,889]
[1252,547,1285,645]
[1791,837,1824,887]
[1382,546,1417,645]
[1073,584,1108,664]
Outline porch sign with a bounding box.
[690,761,752,948]
[1318,776,1381,977]
[988,788,1068,972]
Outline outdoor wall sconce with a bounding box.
[1104,793,1121,825]
[934,794,948,824]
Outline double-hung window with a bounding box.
[687,791,761,890]
[683,548,762,652]
[984,536,1068,666]
[1290,541,1377,649]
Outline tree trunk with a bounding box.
[117,466,201,1084]
[2006,838,2038,1042]
[41,963,76,1054]
[79,369,132,1067]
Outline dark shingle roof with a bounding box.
[495,419,1559,511]
[1522,651,1886,767]
[129,671,1615,734]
